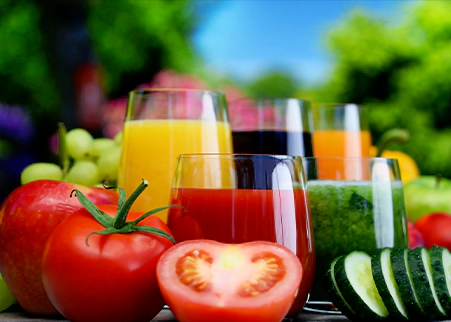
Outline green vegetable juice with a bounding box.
[307,179,408,301]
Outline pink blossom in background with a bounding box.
[48,132,59,155]
[219,84,246,102]
[101,97,128,139]
[215,83,255,130]
[228,98,279,131]
[100,70,209,138]
[139,69,208,90]
[100,69,251,137]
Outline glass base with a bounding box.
[303,301,342,314]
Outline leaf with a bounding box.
[71,189,113,228]
[349,192,373,211]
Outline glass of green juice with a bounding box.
[302,157,408,311]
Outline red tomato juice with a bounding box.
[167,188,315,315]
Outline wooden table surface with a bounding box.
[0,305,350,321]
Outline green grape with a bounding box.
[89,138,116,159]
[0,274,15,312]
[66,128,94,160]
[97,146,121,182]
[20,162,63,185]
[114,131,123,146]
[65,160,99,186]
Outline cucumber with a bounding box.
[371,248,408,320]
[429,245,451,315]
[322,256,360,320]
[334,250,388,320]
[408,247,447,319]
[390,248,427,320]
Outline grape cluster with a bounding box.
[20,126,122,187]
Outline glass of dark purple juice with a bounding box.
[229,98,314,156]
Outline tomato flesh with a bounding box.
[157,240,303,322]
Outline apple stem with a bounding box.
[57,123,71,178]
[376,128,410,157]
[436,174,442,189]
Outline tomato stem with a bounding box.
[436,174,442,189]
[112,179,148,229]
[71,179,176,245]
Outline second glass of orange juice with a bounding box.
[117,89,233,222]
[312,103,371,179]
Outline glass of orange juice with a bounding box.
[117,89,233,222]
[312,103,372,179]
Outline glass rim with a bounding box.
[229,97,311,103]
[178,153,298,160]
[311,102,365,109]
[302,156,399,163]
[129,88,226,97]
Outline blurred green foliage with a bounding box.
[245,71,300,98]
[0,0,205,162]
[0,0,208,200]
[0,0,60,121]
[0,0,203,118]
[86,0,204,97]
[1,0,451,178]
[307,1,451,177]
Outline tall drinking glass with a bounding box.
[167,154,315,316]
[312,103,371,157]
[117,89,233,222]
[229,98,314,156]
[303,157,408,308]
[312,103,371,180]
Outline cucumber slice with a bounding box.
[408,247,447,319]
[322,256,360,320]
[334,251,388,320]
[371,248,408,320]
[429,245,451,315]
[390,248,427,319]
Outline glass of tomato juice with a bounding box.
[167,153,315,316]
[117,89,233,223]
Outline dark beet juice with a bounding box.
[232,130,313,156]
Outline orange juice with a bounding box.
[118,119,232,222]
[312,130,372,179]
[312,129,371,157]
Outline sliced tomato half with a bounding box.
[156,240,303,322]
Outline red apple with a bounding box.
[414,213,451,251]
[0,180,118,315]
[407,218,425,249]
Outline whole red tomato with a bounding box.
[42,184,175,322]
[407,218,425,249]
[157,239,303,322]
[414,213,451,250]
[0,180,118,315]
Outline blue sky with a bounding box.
[193,0,409,85]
